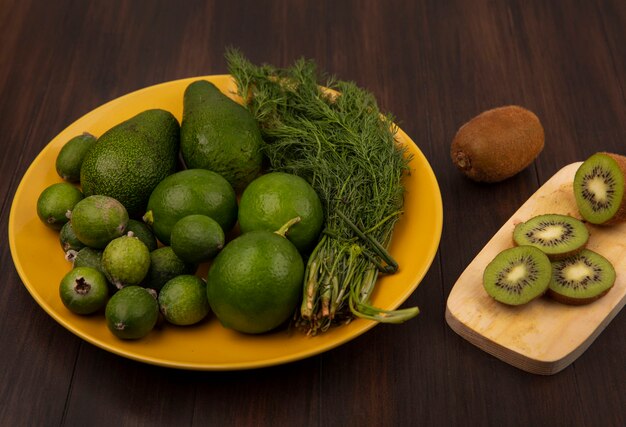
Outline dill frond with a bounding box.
[227,48,418,334]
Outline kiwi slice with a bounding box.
[574,152,626,225]
[548,249,616,305]
[513,214,589,260]
[483,246,551,305]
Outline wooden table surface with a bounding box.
[1,1,624,425]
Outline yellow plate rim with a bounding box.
[8,75,442,370]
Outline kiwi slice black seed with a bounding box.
[483,246,552,306]
[548,249,616,305]
[513,214,589,260]
[573,152,626,225]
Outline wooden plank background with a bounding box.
[0,0,624,425]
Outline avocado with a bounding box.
[180,80,263,191]
[80,109,180,216]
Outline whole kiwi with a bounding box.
[451,105,545,182]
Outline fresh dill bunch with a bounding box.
[227,48,418,334]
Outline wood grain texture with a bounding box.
[0,0,624,426]
[446,163,626,374]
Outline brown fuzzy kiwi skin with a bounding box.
[451,105,545,182]
[547,286,613,305]
[597,152,626,225]
[510,231,586,261]
[536,245,586,261]
[544,247,585,261]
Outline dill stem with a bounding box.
[329,276,340,318]
[357,266,378,303]
[336,210,399,273]
[301,260,318,319]
[320,277,331,317]
[326,244,360,321]
[227,49,420,333]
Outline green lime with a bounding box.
[238,172,324,253]
[145,246,196,291]
[158,275,209,326]
[59,221,86,254]
[102,236,150,289]
[55,132,97,182]
[143,169,237,245]
[36,182,84,230]
[59,266,109,315]
[206,230,304,334]
[70,195,129,248]
[105,286,158,339]
[170,214,225,264]
[126,219,158,252]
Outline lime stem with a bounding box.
[142,210,154,226]
[274,216,301,238]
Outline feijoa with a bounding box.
[59,266,109,315]
[70,195,129,248]
[105,286,158,340]
[36,182,84,230]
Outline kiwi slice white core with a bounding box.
[587,176,610,202]
[506,264,528,283]
[564,263,593,283]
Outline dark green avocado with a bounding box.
[80,109,180,216]
[180,80,263,191]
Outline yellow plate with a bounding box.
[8,75,442,370]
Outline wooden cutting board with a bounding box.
[445,162,626,375]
